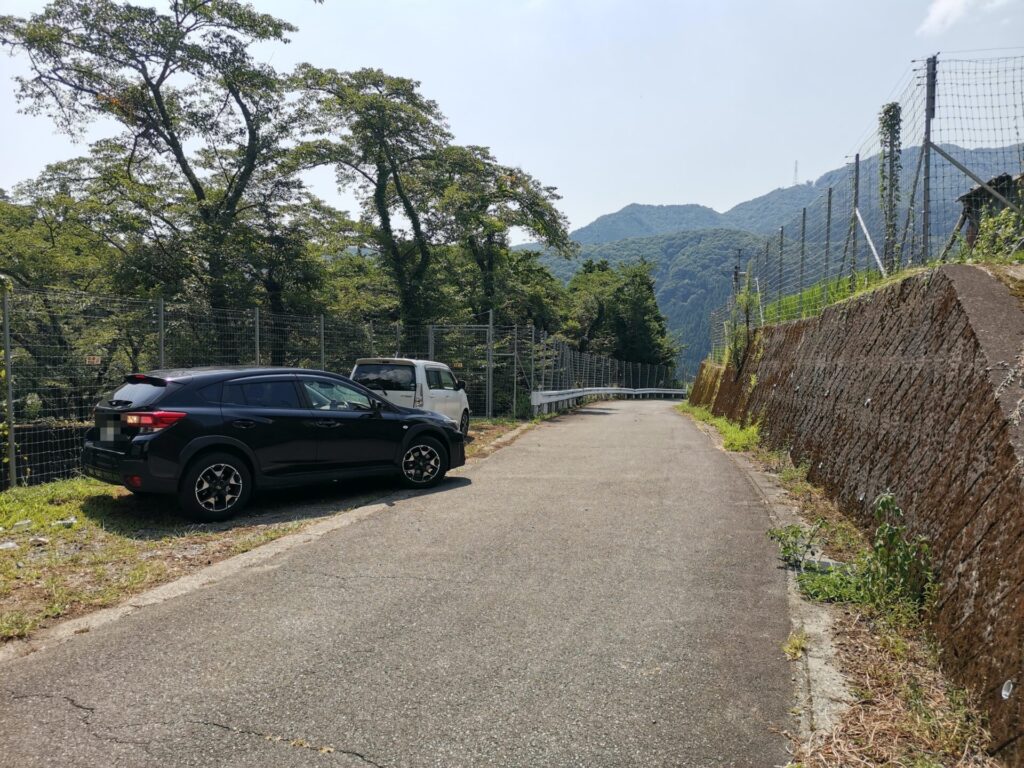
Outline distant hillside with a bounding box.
[529,143,1023,378]
[571,203,723,244]
[550,143,1021,248]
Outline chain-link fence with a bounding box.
[0,286,676,487]
[709,54,1024,361]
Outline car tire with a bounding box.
[398,436,449,489]
[179,451,253,523]
[459,410,470,437]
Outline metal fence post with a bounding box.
[529,325,535,398]
[777,226,784,316]
[368,321,375,356]
[922,55,937,264]
[319,314,326,369]
[158,298,165,369]
[486,309,494,418]
[2,286,16,488]
[254,307,260,365]
[427,324,435,360]
[395,321,402,357]
[799,206,807,318]
[512,325,518,418]
[824,187,833,295]
[851,153,860,292]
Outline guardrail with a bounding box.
[531,387,687,413]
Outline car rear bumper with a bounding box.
[82,441,177,494]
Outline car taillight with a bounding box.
[121,411,187,433]
[414,384,423,407]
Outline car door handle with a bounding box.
[231,419,257,429]
[314,419,343,428]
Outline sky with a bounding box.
[0,0,1022,232]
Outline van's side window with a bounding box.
[426,369,444,390]
[439,370,458,390]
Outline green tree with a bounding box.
[562,259,676,367]
[0,0,300,309]
[293,66,452,323]
[429,145,576,315]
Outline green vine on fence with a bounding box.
[878,102,903,274]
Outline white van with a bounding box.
[351,358,472,435]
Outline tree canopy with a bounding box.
[0,0,677,371]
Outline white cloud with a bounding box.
[917,0,974,35]
[917,0,1016,35]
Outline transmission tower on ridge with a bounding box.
[793,160,798,186]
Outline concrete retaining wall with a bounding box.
[690,265,1024,763]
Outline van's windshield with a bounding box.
[352,364,416,392]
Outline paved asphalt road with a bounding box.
[0,401,793,767]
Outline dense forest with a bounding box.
[540,229,765,376]
[0,0,678,371]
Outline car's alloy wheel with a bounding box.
[459,411,470,436]
[194,462,244,513]
[402,444,442,484]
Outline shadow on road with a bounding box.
[79,474,472,541]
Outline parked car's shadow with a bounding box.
[79,475,472,540]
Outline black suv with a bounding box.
[82,367,466,522]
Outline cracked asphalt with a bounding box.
[0,401,793,767]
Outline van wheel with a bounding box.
[179,452,252,523]
[459,410,470,436]
[399,437,448,488]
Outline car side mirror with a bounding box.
[372,398,384,413]
[455,380,466,391]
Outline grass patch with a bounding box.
[675,401,759,451]
[760,459,996,765]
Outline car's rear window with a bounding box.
[106,381,169,408]
[352,364,416,392]
[221,380,302,409]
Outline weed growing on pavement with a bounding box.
[781,494,934,616]
[675,402,759,451]
[767,522,822,568]
[783,630,808,660]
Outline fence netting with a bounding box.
[0,287,674,486]
[709,54,1024,362]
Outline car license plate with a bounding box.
[101,425,117,442]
